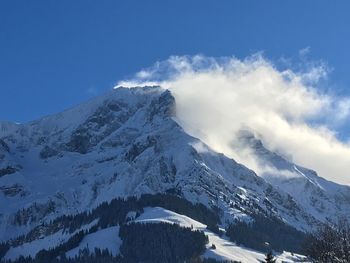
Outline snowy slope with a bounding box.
[4,206,308,262]
[134,207,309,263]
[4,219,98,261]
[237,130,350,222]
[0,86,349,261]
[0,121,19,138]
[65,226,121,258]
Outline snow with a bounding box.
[4,219,98,261]
[240,131,350,230]
[65,226,122,258]
[1,86,349,260]
[4,229,68,260]
[134,207,309,263]
[0,120,19,137]
[3,206,310,262]
[135,206,207,228]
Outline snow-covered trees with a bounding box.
[1,193,219,263]
[264,251,276,263]
[225,214,306,253]
[305,218,350,262]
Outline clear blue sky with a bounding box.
[1,1,350,127]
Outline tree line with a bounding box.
[1,193,221,262]
[225,214,307,253]
[119,222,208,262]
[303,217,350,262]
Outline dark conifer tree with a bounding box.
[264,251,276,263]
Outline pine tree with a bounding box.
[265,251,276,263]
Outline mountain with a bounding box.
[0,86,348,262]
[237,130,350,222]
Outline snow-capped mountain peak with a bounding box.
[1,86,349,261]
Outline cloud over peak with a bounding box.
[118,55,350,185]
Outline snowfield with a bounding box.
[4,219,98,261]
[66,226,122,258]
[134,207,309,263]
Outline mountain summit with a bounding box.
[0,86,349,262]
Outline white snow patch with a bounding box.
[4,220,98,261]
[66,226,121,258]
[4,229,68,260]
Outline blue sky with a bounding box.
[1,0,350,132]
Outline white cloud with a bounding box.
[334,98,350,122]
[118,55,350,185]
[299,46,311,57]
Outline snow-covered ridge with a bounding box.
[134,207,308,263]
[0,86,349,260]
[0,121,19,138]
[237,130,350,223]
[4,219,99,261]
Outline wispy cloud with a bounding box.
[299,46,311,57]
[118,55,350,185]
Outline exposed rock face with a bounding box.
[39,146,59,159]
[0,139,10,152]
[0,184,26,197]
[12,200,56,226]
[0,166,19,177]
